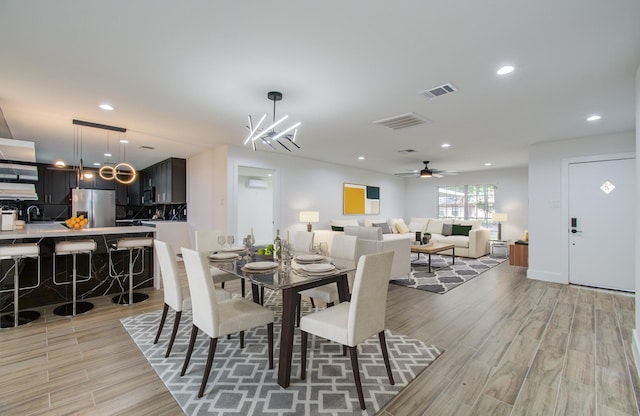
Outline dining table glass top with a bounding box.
[207,252,355,291]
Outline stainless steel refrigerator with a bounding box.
[71,189,116,228]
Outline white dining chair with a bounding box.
[153,240,231,357]
[180,247,274,398]
[292,230,314,254]
[299,250,395,410]
[298,234,358,309]
[195,229,224,253]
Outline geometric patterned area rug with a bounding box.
[390,254,507,294]
[121,290,443,415]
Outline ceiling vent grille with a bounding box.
[420,83,458,99]
[139,145,155,150]
[373,112,428,130]
[398,149,417,153]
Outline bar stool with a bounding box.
[53,239,97,316]
[0,243,41,328]
[109,237,153,305]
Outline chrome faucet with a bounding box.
[26,205,40,222]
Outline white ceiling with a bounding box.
[0,1,638,175]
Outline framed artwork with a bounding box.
[343,183,380,215]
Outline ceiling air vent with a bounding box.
[139,145,155,150]
[373,112,428,130]
[398,149,417,154]
[420,83,458,99]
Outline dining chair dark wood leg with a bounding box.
[327,301,334,308]
[379,330,395,385]
[300,330,308,380]
[267,323,274,369]
[181,325,199,376]
[260,287,265,305]
[310,298,316,308]
[165,310,182,357]
[240,330,245,348]
[296,294,302,327]
[154,303,169,344]
[198,337,218,398]
[342,345,347,356]
[348,346,366,410]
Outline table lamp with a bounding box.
[492,212,508,240]
[299,211,319,232]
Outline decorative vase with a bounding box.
[422,234,431,245]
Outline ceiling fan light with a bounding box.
[54,160,66,167]
[420,169,432,178]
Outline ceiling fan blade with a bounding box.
[394,172,418,177]
[432,173,444,178]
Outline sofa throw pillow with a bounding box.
[395,222,410,234]
[388,218,406,234]
[451,224,473,236]
[372,222,392,234]
[426,219,444,235]
[331,225,344,232]
[441,223,453,236]
[408,221,425,233]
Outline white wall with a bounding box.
[186,146,228,246]
[404,167,529,241]
[633,64,640,377]
[226,146,407,239]
[528,131,635,283]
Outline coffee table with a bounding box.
[411,242,455,272]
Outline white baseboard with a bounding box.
[632,330,640,379]
[526,269,566,284]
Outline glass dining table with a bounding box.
[209,253,355,388]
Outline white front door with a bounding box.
[568,157,635,291]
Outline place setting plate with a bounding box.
[299,263,336,275]
[209,252,240,261]
[221,247,245,253]
[242,261,279,272]
[294,254,329,264]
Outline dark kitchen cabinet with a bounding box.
[141,158,186,204]
[42,167,76,204]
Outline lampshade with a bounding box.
[300,211,319,232]
[492,212,508,223]
[299,211,319,223]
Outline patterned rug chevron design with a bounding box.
[390,254,507,294]
[121,290,442,415]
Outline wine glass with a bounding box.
[217,235,226,251]
[319,242,329,257]
[227,235,235,249]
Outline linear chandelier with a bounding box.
[71,119,137,184]
[244,91,301,152]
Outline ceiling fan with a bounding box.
[394,161,458,178]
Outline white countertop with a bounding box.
[0,223,156,240]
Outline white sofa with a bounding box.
[406,217,490,258]
[359,216,490,258]
[314,225,411,280]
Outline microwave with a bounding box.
[142,187,155,204]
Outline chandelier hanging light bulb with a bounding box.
[244,91,301,152]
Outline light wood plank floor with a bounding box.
[1,262,639,415]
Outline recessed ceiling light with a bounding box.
[54,160,66,167]
[119,139,129,144]
[93,162,101,166]
[441,143,451,148]
[358,156,365,160]
[104,152,112,157]
[587,114,601,121]
[496,65,515,75]
[99,104,114,111]
[484,162,492,166]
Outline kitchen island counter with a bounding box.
[0,225,157,314]
[0,223,156,240]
